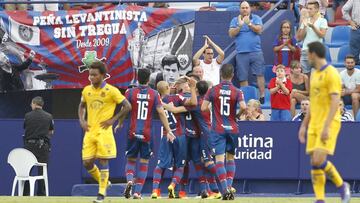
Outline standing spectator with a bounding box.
[342,0,360,65]
[339,100,355,121]
[23,96,54,196]
[31,0,58,11]
[5,0,27,10]
[268,64,293,121]
[296,1,328,77]
[238,99,265,121]
[273,20,298,67]
[292,99,310,121]
[290,60,309,117]
[340,55,360,116]
[299,0,329,16]
[229,1,265,104]
[193,35,224,86]
[192,65,204,80]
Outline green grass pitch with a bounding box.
[0,197,359,203]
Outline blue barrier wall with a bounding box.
[1,119,360,195]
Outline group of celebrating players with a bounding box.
[78,41,351,203]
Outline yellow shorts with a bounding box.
[306,124,340,155]
[82,130,117,160]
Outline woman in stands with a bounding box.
[273,20,299,67]
[289,60,309,117]
[238,99,265,121]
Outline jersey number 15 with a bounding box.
[219,96,230,116]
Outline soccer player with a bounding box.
[298,41,351,203]
[201,64,246,200]
[120,68,175,199]
[78,61,132,203]
[151,77,197,199]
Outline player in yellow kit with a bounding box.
[78,61,131,203]
[298,42,350,203]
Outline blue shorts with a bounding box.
[126,137,152,159]
[211,132,238,156]
[157,135,187,168]
[200,132,212,162]
[342,95,352,105]
[235,51,265,82]
[271,109,291,121]
[157,136,173,169]
[300,50,312,74]
[187,136,201,164]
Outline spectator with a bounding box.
[296,1,328,77]
[289,60,309,117]
[268,64,293,121]
[229,1,265,104]
[342,0,360,65]
[273,20,298,67]
[340,55,360,116]
[299,0,329,16]
[339,100,355,121]
[292,99,310,121]
[32,0,58,11]
[192,65,204,80]
[5,0,27,10]
[193,35,224,86]
[238,99,265,121]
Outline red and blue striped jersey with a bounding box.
[181,92,200,138]
[125,85,162,142]
[190,96,211,137]
[162,94,186,137]
[204,81,244,134]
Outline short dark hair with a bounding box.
[308,42,326,59]
[161,55,180,70]
[89,61,107,75]
[137,68,151,85]
[220,64,234,79]
[307,1,319,8]
[32,96,44,107]
[187,73,201,82]
[196,80,209,96]
[345,54,355,61]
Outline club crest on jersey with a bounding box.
[78,51,106,73]
[101,92,106,97]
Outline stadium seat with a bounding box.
[328,6,349,27]
[326,26,350,48]
[325,45,332,62]
[332,45,350,68]
[262,89,271,109]
[240,86,258,103]
[264,65,276,85]
[7,148,49,196]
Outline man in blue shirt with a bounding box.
[229,1,265,104]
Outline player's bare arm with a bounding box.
[299,109,311,144]
[78,99,90,132]
[321,94,340,142]
[201,100,211,112]
[114,99,132,132]
[183,76,198,106]
[157,106,176,143]
[163,102,187,114]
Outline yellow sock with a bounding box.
[324,161,343,188]
[311,169,326,200]
[88,165,100,182]
[99,169,109,196]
